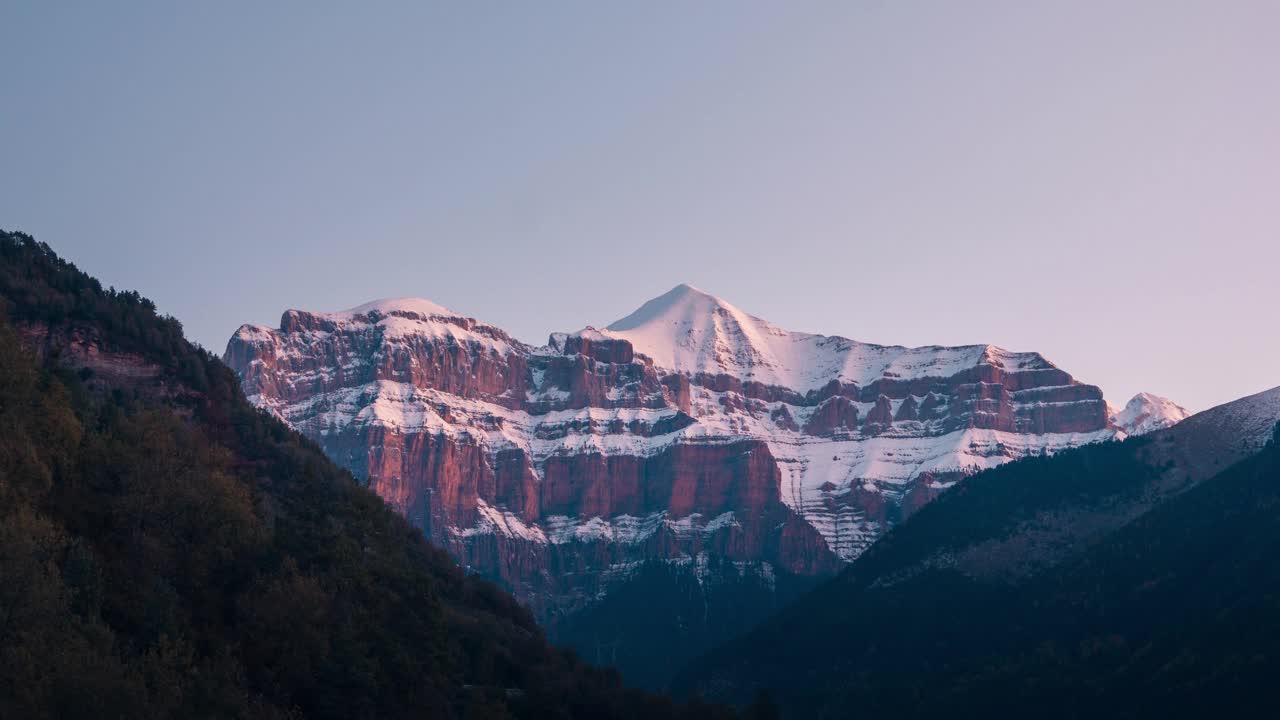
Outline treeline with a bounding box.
[0,230,746,719]
[0,232,188,366]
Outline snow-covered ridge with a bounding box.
[243,287,1060,397]
[332,296,459,320]
[226,284,1125,565]
[454,502,741,546]
[596,284,1051,393]
[1109,392,1190,436]
[1171,385,1280,449]
[233,296,520,359]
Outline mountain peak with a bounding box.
[1111,392,1190,435]
[598,285,1054,393]
[601,283,791,384]
[334,297,458,319]
[606,283,736,333]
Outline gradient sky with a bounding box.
[3,2,1277,412]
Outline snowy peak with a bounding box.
[331,296,460,320]
[597,284,1059,394]
[605,283,729,333]
[602,283,795,386]
[1110,392,1190,435]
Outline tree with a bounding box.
[742,690,779,720]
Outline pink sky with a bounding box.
[3,1,1276,411]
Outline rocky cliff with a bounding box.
[225,285,1131,683]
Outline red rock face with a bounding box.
[224,298,1118,631]
[16,322,178,401]
[895,395,920,421]
[559,333,635,365]
[771,405,800,432]
[803,396,861,435]
[315,400,839,618]
[863,395,895,431]
[230,308,530,410]
[429,439,840,617]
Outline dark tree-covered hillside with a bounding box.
[0,230,732,720]
[677,402,1280,719]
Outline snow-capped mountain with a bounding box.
[603,284,1051,394]
[224,284,1121,682]
[1109,392,1191,436]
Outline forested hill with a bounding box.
[677,385,1280,718]
[0,230,744,720]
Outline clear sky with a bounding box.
[2,2,1277,412]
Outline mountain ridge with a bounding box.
[598,283,1054,394]
[675,384,1280,717]
[266,287,1182,424]
[225,283,1159,686]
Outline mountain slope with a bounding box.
[225,284,1119,686]
[0,230,723,720]
[675,386,1280,718]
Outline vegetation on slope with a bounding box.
[678,414,1280,718]
[0,230,743,720]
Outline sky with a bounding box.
[2,1,1277,412]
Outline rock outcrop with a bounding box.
[225,286,1124,683]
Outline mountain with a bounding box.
[1109,391,1190,435]
[225,283,1121,686]
[675,386,1280,718]
[0,231,728,720]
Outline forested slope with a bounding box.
[0,230,736,720]
[678,388,1280,718]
